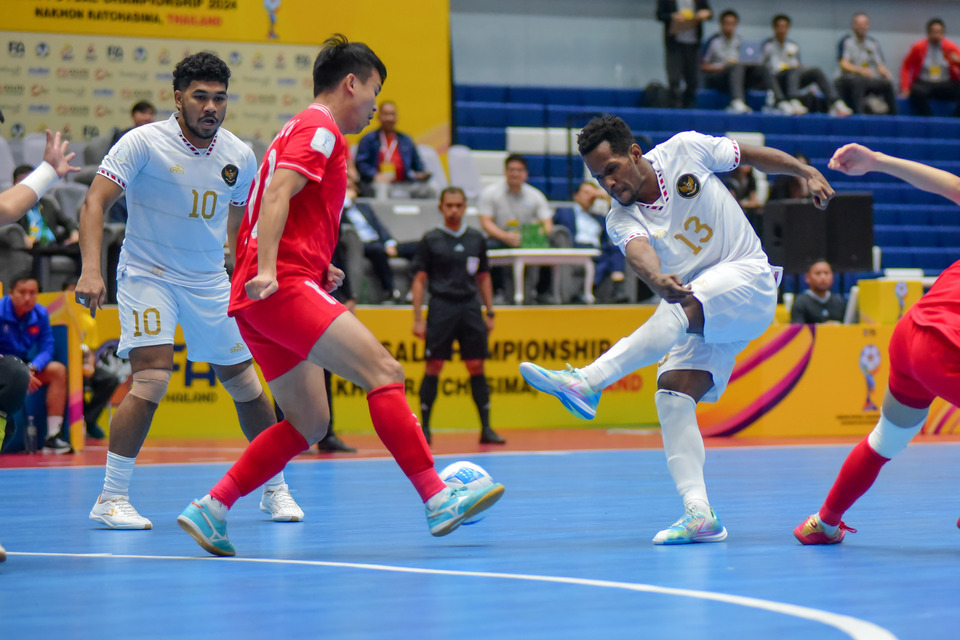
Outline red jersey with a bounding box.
[229,104,348,314]
[908,259,960,347]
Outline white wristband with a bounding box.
[20,161,60,200]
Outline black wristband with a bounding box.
[486,311,495,318]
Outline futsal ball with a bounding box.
[439,461,494,525]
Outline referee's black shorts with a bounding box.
[425,297,489,361]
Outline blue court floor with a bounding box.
[1,443,957,639]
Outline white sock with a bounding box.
[201,494,228,520]
[102,451,137,500]
[425,486,452,509]
[580,302,688,390]
[263,472,286,492]
[47,416,63,438]
[817,516,839,536]
[655,389,709,508]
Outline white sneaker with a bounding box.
[260,483,304,522]
[727,98,752,114]
[89,495,153,529]
[829,99,853,117]
[789,99,809,115]
[777,100,796,115]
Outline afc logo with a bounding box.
[107,46,123,62]
[8,41,25,58]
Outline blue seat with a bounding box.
[456,85,509,103]
[454,127,505,151]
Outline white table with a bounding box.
[487,248,601,305]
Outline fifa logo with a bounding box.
[859,344,881,411]
[894,281,908,319]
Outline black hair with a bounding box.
[313,34,387,96]
[806,259,833,273]
[12,164,33,183]
[577,115,636,157]
[720,10,739,22]
[504,153,528,170]
[928,18,945,32]
[9,272,38,293]
[439,186,466,203]
[131,100,156,115]
[772,14,791,27]
[172,52,230,93]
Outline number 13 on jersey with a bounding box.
[674,216,713,255]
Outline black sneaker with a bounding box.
[480,427,506,445]
[315,434,357,453]
[43,433,74,454]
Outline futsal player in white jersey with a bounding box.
[521,115,835,544]
[74,52,304,529]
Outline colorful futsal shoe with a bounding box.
[519,362,601,420]
[426,483,505,537]
[89,495,153,529]
[259,483,304,522]
[652,506,728,545]
[177,499,236,557]
[793,514,856,545]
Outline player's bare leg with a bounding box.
[89,344,171,529]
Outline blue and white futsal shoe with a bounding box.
[652,507,728,545]
[177,500,236,557]
[519,362,601,420]
[426,483,505,537]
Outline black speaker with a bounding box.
[825,192,874,271]
[757,200,828,273]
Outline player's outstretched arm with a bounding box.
[624,236,691,303]
[739,143,835,209]
[829,143,960,206]
[0,130,80,224]
[75,175,124,317]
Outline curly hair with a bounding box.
[577,115,636,157]
[313,33,387,96]
[172,52,231,92]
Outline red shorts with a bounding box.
[887,314,960,409]
[233,277,347,381]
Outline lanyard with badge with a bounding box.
[379,133,399,180]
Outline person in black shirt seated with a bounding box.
[791,259,847,323]
[410,187,504,445]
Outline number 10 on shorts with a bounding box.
[132,308,162,337]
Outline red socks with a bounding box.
[210,420,308,508]
[819,438,890,527]
[368,383,446,501]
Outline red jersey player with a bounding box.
[795,143,960,544]
[177,34,504,557]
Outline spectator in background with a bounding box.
[762,14,854,116]
[0,273,72,453]
[900,18,960,117]
[656,0,713,109]
[791,259,846,324]
[13,164,79,250]
[836,13,897,115]
[722,163,762,209]
[111,101,156,147]
[478,154,569,304]
[553,182,628,303]
[769,152,813,201]
[354,101,431,198]
[341,178,405,304]
[701,9,768,114]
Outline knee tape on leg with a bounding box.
[867,413,925,459]
[129,368,171,404]
[220,365,263,403]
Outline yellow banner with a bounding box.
[2,1,450,147]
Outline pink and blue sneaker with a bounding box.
[519,362,601,420]
[653,507,728,545]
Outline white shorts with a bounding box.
[116,274,251,365]
[657,259,779,402]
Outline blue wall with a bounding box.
[451,0,960,89]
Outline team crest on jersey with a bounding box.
[221,164,239,186]
[676,173,701,199]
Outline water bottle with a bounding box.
[24,416,38,453]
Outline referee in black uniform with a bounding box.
[411,187,504,445]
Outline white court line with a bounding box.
[10,552,897,639]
